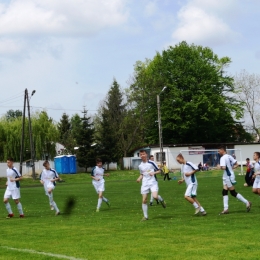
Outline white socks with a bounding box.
[142,203,148,218]
[223,195,229,210]
[51,201,59,212]
[150,193,153,202]
[157,195,163,202]
[102,197,108,203]
[97,198,102,209]
[200,206,205,212]
[193,202,199,208]
[5,202,12,214]
[236,193,248,205]
[17,202,24,215]
[48,193,53,205]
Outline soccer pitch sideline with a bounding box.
[0,170,259,260]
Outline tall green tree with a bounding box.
[96,79,125,167]
[5,109,22,121]
[75,108,95,171]
[128,41,252,144]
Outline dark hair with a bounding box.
[176,153,184,159]
[43,160,49,167]
[7,157,14,162]
[149,155,154,159]
[246,158,250,161]
[96,158,102,163]
[139,150,147,154]
[254,152,260,159]
[218,146,226,151]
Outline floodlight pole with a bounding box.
[26,89,36,180]
[19,89,27,175]
[157,86,166,168]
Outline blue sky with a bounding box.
[0,0,260,122]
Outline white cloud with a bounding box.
[171,0,239,46]
[144,1,157,17]
[0,0,128,37]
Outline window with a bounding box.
[156,152,165,162]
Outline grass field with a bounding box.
[0,169,260,260]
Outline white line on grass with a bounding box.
[1,246,86,260]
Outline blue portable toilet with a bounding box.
[54,155,69,174]
[67,155,76,174]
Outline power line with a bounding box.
[0,92,24,105]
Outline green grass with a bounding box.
[0,170,260,260]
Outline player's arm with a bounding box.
[91,168,100,181]
[136,174,143,183]
[178,178,184,184]
[40,172,44,184]
[232,161,239,169]
[185,169,198,177]
[52,172,60,182]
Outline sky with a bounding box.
[0,0,260,122]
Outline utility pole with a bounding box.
[157,86,167,168]
[26,89,36,180]
[19,89,27,175]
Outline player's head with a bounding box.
[253,152,260,161]
[43,160,50,169]
[96,158,102,167]
[149,155,154,161]
[176,153,185,164]
[7,157,14,168]
[139,150,147,161]
[246,158,250,162]
[218,146,226,156]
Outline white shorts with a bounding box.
[4,187,21,200]
[44,182,55,195]
[253,178,260,189]
[223,175,236,188]
[185,183,197,197]
[93,181,105,193]
[141,182,159,194]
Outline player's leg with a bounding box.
[141,193,149,220]
[193,197,206,216]
[140,185,149,220]
[12,188,24,217]
[151,185,166,208]
[48,188,60,215]
[96,191,103,212]
[185,184,200,214]
[149,192,153,206]
[4,189,14,218]
[229,185,251,212]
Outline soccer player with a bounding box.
[3,157,24,218]
[252,152,260,197]
[40,161,60,216]
[91,158,110,212]
[149,155,159,206]
[218,146,251,214]
[176,154,206,216]
[136,150,166,221]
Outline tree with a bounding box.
[75,108,95,171]
[234,70,260,141]
[96,79,125,168]
[5,109,22,121]
[57,113,75,153]
[127,41,252,144]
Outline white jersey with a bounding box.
[6,167,21,190]
[139,160,159,185]
[220,154,236,179]
[181,161,198,185]
[254,161,260,179]
[40,168,59,186]
[91,166,105,184]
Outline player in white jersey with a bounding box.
[149,155,159,206]
[91,158,110,212]
[3,157,24,218]
[176,154,206,216]
[40,161,60,215]
[252,152,260,197]
[218,146,251,214]
[136,150,166,221]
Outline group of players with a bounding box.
[3,145,260,220]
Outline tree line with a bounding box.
[1,41,259,170]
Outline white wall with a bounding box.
[234,144,260,164]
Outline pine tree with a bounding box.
[75,108,95,171]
